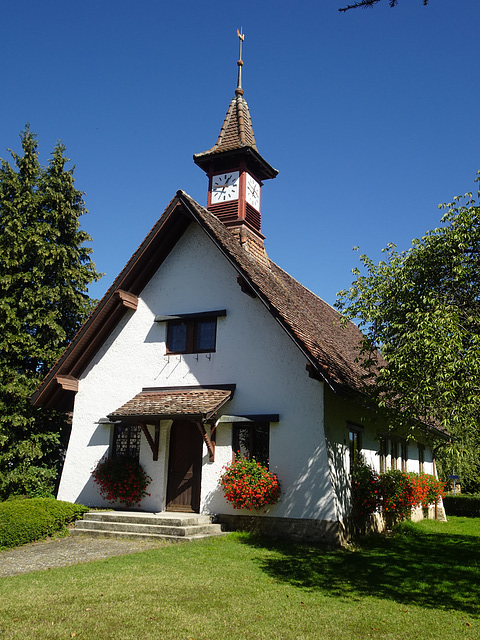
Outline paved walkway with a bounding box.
[0,533,168,577]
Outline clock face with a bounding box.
[211,171,239,204]
[246,173,260,210]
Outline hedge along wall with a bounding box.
[443,494,480,517]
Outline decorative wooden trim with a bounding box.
[236,276,256,298]
[306,362,324,382]
[216,414,279,424]
[115,289,138,310]
[196,422,215,462]
[55,375,79,392]
[139,423,160,461]
[154,309,227,323]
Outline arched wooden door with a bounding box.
[166,421,203,512]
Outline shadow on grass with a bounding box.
[239,523,480,617]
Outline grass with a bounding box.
[0,517,479,639]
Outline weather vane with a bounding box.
[236,28,245,96]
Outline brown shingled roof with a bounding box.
[193,93,278,181]
[109,386,235,421]
[180,192,371,393]
[196,95,257,156]
[31,191,372,409]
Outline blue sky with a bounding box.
[1,0,478,307]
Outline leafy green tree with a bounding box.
[339,0,429,11]
[0,126,102,499]
[336,174,480,490]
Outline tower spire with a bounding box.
[193,29,278,264]
[235,28,244,96]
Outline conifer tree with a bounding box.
[0,126,102,498]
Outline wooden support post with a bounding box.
[196,422,215,462]
[139,423,160,461]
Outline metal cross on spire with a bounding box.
[235,28,245,96]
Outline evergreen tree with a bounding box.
[0,126,102,498]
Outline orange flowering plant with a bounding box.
[92,456,152,508]
[219,455,281,510]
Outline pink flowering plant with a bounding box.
[92,456,152,508]
[219,455,281,511]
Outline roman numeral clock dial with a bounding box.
[211,171,239,203]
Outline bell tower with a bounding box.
[193,30,278,254]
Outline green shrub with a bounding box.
[443,494,480,517]
[350,456,379,524]
[0,497,89,550]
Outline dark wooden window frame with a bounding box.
[390,439,399,470]
[418,443,425,473]
[348,423,363,474]
[232,422,270,467]
[155,310,226,355]
[379,437,388,474]
[112,424,142,460]
[401,440,408,472]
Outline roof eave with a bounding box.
[193,146,278,181]
[31,195,195,409]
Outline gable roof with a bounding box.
[31,191,370,410]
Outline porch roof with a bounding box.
[108,385,236,422]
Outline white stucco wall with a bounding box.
[324,388,437,520]
[58,222,337,521]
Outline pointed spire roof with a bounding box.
[193,30,277,181]
[199,92,258,156]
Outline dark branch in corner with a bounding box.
[339,0,428,12]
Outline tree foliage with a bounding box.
[339,0,429,11]
[336,174,480,489]
[0,126,102,499]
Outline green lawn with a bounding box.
[0,517,479,640]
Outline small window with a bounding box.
[167,317,217,354]
[112,424,141,460]
[233,423,269,466]
[348,425,362,473]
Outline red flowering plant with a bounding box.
[378,470,415,527]
[92,456,152,508]
[219,455,281,511]
[350,460,446,529]
[408,473,446,510]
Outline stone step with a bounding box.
[70,528,220,543]
[84,511,214,527]
[75,519,223,537]
[73,511,226,542]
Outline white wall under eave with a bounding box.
[58,222,337,521]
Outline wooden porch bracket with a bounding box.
[115,289,138,310]
[139,423,160,461]
[55,375,79,393]
[196,422,215,462]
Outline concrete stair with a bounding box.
[72,511,225,542]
